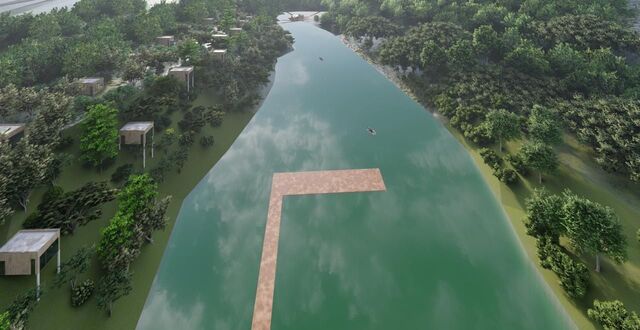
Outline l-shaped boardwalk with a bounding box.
[251,168,387,330]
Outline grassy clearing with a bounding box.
[447,124,640,329]
[0,89,255,330]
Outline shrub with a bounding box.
[199,135,215,147]
[178,132,194,146]
[536,237,589,298]
[506,153,529,175]
[71,279,95,307]
[479,148,502,170]
[498,168,518,184]
[111,164,134,183]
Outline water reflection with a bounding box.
[138,22,574,330]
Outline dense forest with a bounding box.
[319,0,640,327]
[0,0,292,327]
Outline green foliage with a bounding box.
[6,289,39,330]
[524,189,564,242]
[518,141,557,183]
[199,135,215,147]
[536,237,589,298]
[535,15,639,51]
[53,247,93,289]
[23,182,117,234]
[345,16,401,41]
[527,105,561,145]
[71,279,95,307]
[80,104,119,168]
[562,190,627,271]
[484,109,521,151]
[557,97,640,181]
[97,174,167,273]
[0,311,8,330]
[379,22,471,69]
[588,300,640,330]
[478,148,502,171]
[504,40,549,76]
[62,19,130,78]
[96,269,132,317]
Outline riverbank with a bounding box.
[0,84,265,329]
[341,35,640,330]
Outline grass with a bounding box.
[0,89,255,330]
[446,125,640,329]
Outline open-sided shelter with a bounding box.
[78,77,105,96]
[0,124,25,144]
[168,66,195,92]
[119,121,154,168]
[0,229,61,298]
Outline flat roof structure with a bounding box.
[119,122,154,168]
[0,124,25,141]
[213,49,227,60]
[212,33,228,38]
[251,169,386,330]
[156,35,176,46]
[77,77,105,96]
[168,66,195,92]
[0,229,61,298]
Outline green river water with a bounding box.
[137,22,574,330]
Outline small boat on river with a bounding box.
[367,127,377,136]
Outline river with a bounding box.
[136,21,574,330]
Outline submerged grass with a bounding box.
[0,90,255,330]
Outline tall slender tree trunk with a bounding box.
[595,254,601,273]
[538,172,542,184]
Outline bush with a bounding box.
[537,237,589,298]
[479,148,502,170]
[506,153,529,175]
[111,164,134,183]
[178,132,194,146]
[71,279,94,307]
[206,109,224,127]
[199,135,215,147]
[498,168,518,184]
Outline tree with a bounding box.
[178,38,202,64]
[527,105,562,145]
[96,269,132,317]
[524,189,564,243]
[6,289,39,330]
[562,191,627,272]
[519,141,558,183]
[0,311,8,330]
[97,174,157,271]
[536,237,589,298]
[505,40,549,76]
[484,109,520,151]
[588,300,640,330]
[80,104,119,169]
[472,25,501,60]
[135,196,171,244]
[53,247,93,289]
[2,140,54,211]
[23,182,117,234]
